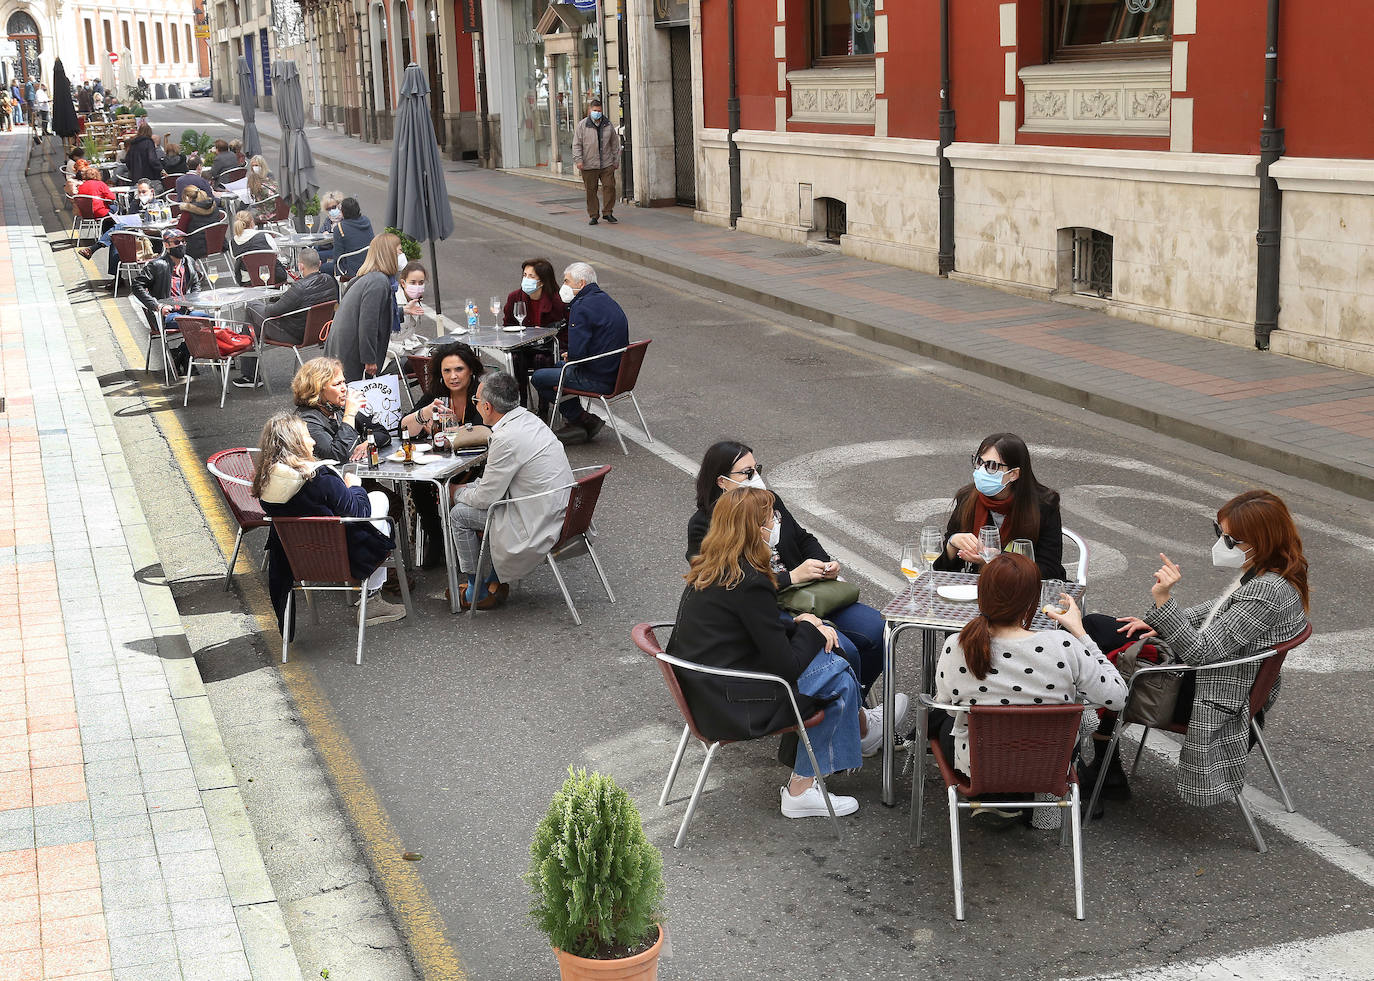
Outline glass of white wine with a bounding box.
[920,527,943,572]
[258,265,271,288]
[207,268,220,299]
[305,212,316,234]
[900,544,922,584]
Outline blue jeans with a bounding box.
[531,363,611,422]
[791,651,862,778]
[10,105,21,126]
[828,601,886,695]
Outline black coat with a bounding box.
[666,570,827,743]
[131,253,209,329]
[263,466,394,636]
[248,271,339,343]
[124,135,163,185]
[229,230,287,285]
[932,487,1067,581]
[297,404,392,464]
[687,491,827,589]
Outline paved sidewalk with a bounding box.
[0,134,301,979]
[171,98,1374,499]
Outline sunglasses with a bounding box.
[1212,520,1243,549]
[972,454,1014,474]
[728,464,764,481]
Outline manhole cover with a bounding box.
[773,247,838,260]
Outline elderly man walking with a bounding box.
[449,372,574,610]
[573,97,621,226]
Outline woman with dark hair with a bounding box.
[688,440,903,748]
[1077,489,1310,808]
[124,121,164,185]
[933,553,1124,792]
[934,432,1067,581]
[502,257,569,413]
[668,487,868,820]
[176,185,223,261]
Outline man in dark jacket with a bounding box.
[531,261,628,443]
[234,248,340,387]
[321,197,374,278]
[76,83,93,115]
[130,228,210,377]
[123,124,164,185]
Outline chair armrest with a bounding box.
[486,480,575,510]
[259,306,311,330]
[918,693,966,715]
[1130,646,1281,678]
[557,345,630,379]
[655,651,814,730]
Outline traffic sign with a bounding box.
[108,51,118,65]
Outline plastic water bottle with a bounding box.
[465,297,478,331]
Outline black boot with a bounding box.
[418,514,445,569]
[1081,739,1131,801]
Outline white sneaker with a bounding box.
[780,783,859,819]
[363,596,407,625]
[860,693,911,757]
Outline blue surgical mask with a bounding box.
[590,110,603,122]
[973,468,1006,496]
[521,276,539,295]
[329,207,342,220]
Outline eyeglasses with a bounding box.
[471,394,483,405]
[1212,520,1244,549]
[972,455,1013,474]
[728,464,764,481]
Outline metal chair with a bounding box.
[334,245,370,283]
[632,622,842,848]
[217,166,247,186]
[161,174,179,192]
[922,695,1086,920]
[109,230,158,298]
[206,448,268,588]
[470,465,615,624]
[273,515,413,666]
[140,301,183,387]
[1062,527,1088,585]
[252,300,337,388]
[236,248,284,286]
[183,214,230,274]
[549,339,652,456]
[175,316,254,408]
[1085,623,1312,853]
[68,194,108,242]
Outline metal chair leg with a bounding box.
[219,358,231,408]
[674,742,720,848]
[1251,719,1295,813]
[795,726,842,841]
[660,725,691,806]
[393,550,414,619]
[182,361,194,406]
[355,586,368,666]
[1237,789,1267,853]
[281,591,294,663]
[584,540,616,603]
[1086,729,1125,824]
[948,787,965,921]
[546,553,582,626]
[629,392,652,442]
[1130,726,1149,776]
[600,397,628,455]
[1070,784,1085,919]
[224,528,244,589]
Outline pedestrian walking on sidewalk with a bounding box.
[9,81,23,127]
[573,97,621,226]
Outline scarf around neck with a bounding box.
[971,490,1016,547]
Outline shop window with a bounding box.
[1052,0,1171,61]
[813,0,875,65]
[1061,227,1113,298]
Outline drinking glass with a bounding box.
[207,269,219,298]
[920,526,943,570]
[979,525,1001,564]
[900,544,922,583]
[513,300,527,329]
[258,265,271,287]
[1041,581,1068,616]
[1007,538,1035,565]
[490,296,502,326]
[305,213,316,233]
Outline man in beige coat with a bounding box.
[449,371,574,609]
[573,97,621,226]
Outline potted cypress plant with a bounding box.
[527,768,666,980]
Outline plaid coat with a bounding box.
[1145,572,1307,807]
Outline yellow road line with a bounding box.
[100,290,467,981]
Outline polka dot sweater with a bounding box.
[936,630,1127,775]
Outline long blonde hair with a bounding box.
[232,208,257,237]
[684,488,777,591]
[357,232,401,279]
[292,356,343,409]
[247,154,272,198]
[251,413,316,497]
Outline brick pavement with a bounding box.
[173,100,1374,498]
[0,133,300,979]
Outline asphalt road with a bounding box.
[55,107,1374,980]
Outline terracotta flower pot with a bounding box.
[553,925,664,981]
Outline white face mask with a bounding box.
[726,473,765,491]
[559,283,577,304]
[1211,535,1247,569]
[397,251,408,270]
[764,521,781,551]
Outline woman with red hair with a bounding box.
[1080,489,1311,808]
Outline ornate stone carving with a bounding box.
[1078,90,1120,119]
[822,89,849,113]
[853,89,876,113]
[786,67,877,126]
[1018,60,1170,136]
[1029,91,1067,119]
[793,88,818,112]
[1129,89,1170,119]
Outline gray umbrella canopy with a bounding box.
[386,64,454,311]
[271,60,317,219]
[237,56,262,158]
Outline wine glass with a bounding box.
[305,212,316,234]
[1007,538,1035,565]
[207,268,220,299]
[978,526,1001,564]
[258,265,271,288]
[490,296,502,327]
[920,527,943,571]
[1041,580,1068,616]
[900,544,922,584]
[513,300,527,330]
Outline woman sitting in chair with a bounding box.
[252,412,406,633]
[246,154,279,219]
[228,209,286,285]
[1077,489,1310,809]
[934,433,1067,581]
[932,553,1125,806]
[668,487,873,821]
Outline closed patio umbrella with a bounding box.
[237,56,261,158]
[50,60,79,140]
[385,64,454,314]
[271,60,317,228]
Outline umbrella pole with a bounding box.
[428,237,442,316]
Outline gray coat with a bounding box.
[324,271,394,382]
[1144,572,1308,807]
[454,407,573,581]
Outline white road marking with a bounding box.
[1072,928,1374,980]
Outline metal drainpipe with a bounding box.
[476,28,491,167]
[937,0,955,276]
[1254,0,1284,349]
[727,0,741,228]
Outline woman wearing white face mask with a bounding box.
[688,441,906,747]
[1076,489,1310,812]
[502,258,568,412]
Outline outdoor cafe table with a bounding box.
[428,320,561,374]
[272,230,332,265]
[140,215,179,236]
[353,449,489,615]
[178,285,281,330]
[878,570,1088,829]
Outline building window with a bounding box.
[103,20,113,57]
[1052,0,1172,61]
[185,24,193,62]
[84,18,95,64]
[816,197,847,244]
[813,0,875,65]
[1063,227,1113,298]
[139,22,149,63]
[156,22,166,62]
[171,22,180,62]
[122,21,131,51]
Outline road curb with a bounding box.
[176,100,1374,501]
